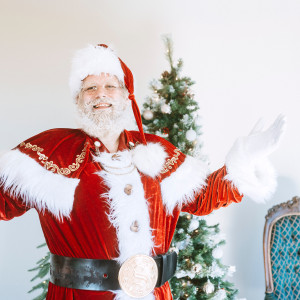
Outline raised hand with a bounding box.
[243,114,287,159]
[225,114,287,202]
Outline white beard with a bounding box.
[75,97,131,139]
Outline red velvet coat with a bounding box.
[0,128,242,300]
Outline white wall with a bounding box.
[0,0,299,299]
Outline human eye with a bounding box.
[85,86,97,91]
[106,84,117,89]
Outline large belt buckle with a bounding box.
[118,254,158,298]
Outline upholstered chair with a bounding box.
[263,196,300,300]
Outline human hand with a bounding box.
[240,114,287,160]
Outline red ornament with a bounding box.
[162,127,170,135]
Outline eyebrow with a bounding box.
[83,81,119,86]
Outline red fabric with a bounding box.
[0,191,30,221]
[0,128,243,299]
[182,166,243,215]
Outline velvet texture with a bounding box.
[0,128,243,299]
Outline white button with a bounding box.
[94,141,101,147]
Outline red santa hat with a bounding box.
[69,44,147,145]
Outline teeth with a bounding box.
[93,103,112,108]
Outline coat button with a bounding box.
[130,220,140,232]
[94,141,101,155]
[94,141,101,147]
[124,184,133,195]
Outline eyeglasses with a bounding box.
[81,83,124,96]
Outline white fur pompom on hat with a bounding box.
[69,44,125,99]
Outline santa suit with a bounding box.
[0,127,243,300]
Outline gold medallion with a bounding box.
[118,254,158,298]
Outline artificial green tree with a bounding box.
[28,243,50,300]
[142,36,238,300]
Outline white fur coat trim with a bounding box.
[0,150,79,220]
[114,291,155,300]
[131,142,167,178]
[69,44,124,99]
[95,150,155,299]
[95,151,154,263]
[160,156,209,215]
[224,137,277,203]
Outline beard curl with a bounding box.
[75,97,131,139]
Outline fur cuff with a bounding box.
[131,142,167,178]
[0,150,79,220]
[160,156,209,215]
[113,290,155,300]
[225,137,277,203]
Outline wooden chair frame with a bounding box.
[263,196,300,295]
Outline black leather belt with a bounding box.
[50,252,177,291]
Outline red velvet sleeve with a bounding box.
[0,189,30,221]
[181,166,243,216]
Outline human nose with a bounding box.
[95,85,107,98]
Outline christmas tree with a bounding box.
[142,36,239,300]
[142,37,203,158]
[28,243,50,300]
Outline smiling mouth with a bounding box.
[93,103,112,109]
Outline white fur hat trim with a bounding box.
[69,44,124,99]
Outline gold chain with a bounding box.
[160,148,181,174]
[19,142,87,175]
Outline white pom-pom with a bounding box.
[188,219,199,232]
[203,279,215,294]
[143,109,154,120]
[212,247,223,259]
[186,129,197,141]
[161,104,171,114]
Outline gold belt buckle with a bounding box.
[118,254,158,298]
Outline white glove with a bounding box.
[225,115,287,203]
[240,114,286,160]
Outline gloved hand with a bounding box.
[225,115,287,203]
[240,114,286,160]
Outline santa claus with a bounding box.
[0,44,286,299]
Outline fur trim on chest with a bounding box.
[131,142,167,178]
[160,156,209,215]
[95,150,155,264]
[0,150,79,220]
[96,159,155,299]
